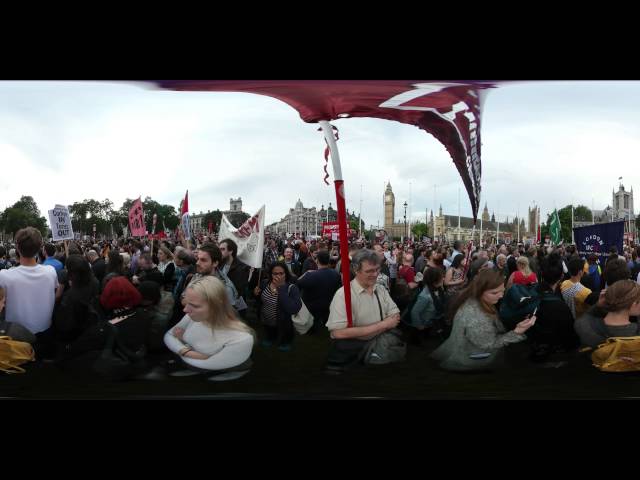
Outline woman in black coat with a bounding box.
[54,254,100,343]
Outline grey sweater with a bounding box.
[430,299,526,372]
[574,310,640,349]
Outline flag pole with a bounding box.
[319,120,353,328]
[571,199,574,244]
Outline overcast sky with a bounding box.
[1,80,638,231]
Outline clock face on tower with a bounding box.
[385,194,392,202]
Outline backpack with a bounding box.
[0,336,35,374]
[499,283,541,330]
[362,329,407,365]
[591,336,640,372]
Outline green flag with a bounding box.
[550,208,562,245]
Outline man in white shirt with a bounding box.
[326,249,401,372]
[0,227,61,358]
[327,249,400,341]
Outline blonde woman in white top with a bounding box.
[164,275,255,380]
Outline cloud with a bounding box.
[1,80,639,233]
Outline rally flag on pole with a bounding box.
[550,209,562,245]
[218,205,266,269]
[128,197,146,237]
[180,190,191,240]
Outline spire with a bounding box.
[439,204,443,217]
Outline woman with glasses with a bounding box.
[253,261,302,351]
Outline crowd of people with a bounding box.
[2,225,640,381]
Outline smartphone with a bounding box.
[469,352,491,360]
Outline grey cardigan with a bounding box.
[430,298,526,372]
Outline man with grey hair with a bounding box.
[494,253,509,284]
[86,249,106,284]
[327,249,400,371]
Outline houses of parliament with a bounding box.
[383,182,533,243]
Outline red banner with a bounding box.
[128,198,146,237]
[322,221,349,239]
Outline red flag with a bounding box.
[153,81,493,220]
[180,190,191,240]
[181,190,189,216]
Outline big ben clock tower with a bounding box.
[384,182,395,230]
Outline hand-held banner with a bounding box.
[218,205,266,269]
[574,222,624,261]
[128,197,146,237]
[48,204,74,241]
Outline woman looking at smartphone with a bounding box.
[430,269,535,372]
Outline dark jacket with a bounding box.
[91,258,106,284]
[54,277,100,342]
[301,257,317,275]
[296,268,341,319]
[226,257,250,298]
[284,259,302,278]
[527,285,579,350]
[161,262,176,290]
[138,267,164,286]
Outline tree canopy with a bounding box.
[0,196,47,237]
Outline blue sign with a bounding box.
[573,221,624,260]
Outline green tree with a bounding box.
[573,205,593,222]
[204,210,223,233]
[412,222,428,239]
[68,198,116,237]
[0,196,47,237]
[543,204,594,244]
[141,197,179,233]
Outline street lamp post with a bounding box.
[403,201,408,243]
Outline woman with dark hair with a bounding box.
[253,261,302,351]
[53,254,100,343]
[444,253,466,298]
[430,269,535,372]
[156,246,176,291]
[407,267,447,331]
[101,249,126,290]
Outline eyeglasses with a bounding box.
[362,268,381,274]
